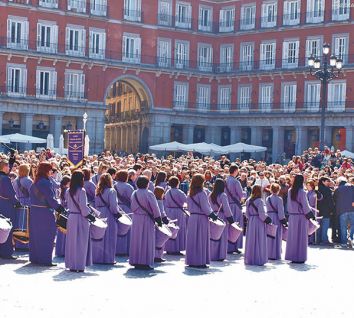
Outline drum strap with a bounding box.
[32,184,50,208]
[98,193,110,209]
[17,178,29,198]
[268,197,277,213]
[225,181,241,208]
[114,184,131,208]
[70,192,82,215]
[169,191,189,216]
[133,193,155,222]
[249,199,259,215]
[295,197,311,216]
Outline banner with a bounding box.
[67,130,85,168]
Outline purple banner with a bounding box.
[67,131,84,168]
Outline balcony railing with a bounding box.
[123,9,143,22]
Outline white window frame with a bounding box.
[198,6,212,32]
[65,70,85,101]
[281,82,297,112]
[90,0,107,16]
[305,81,321,112]
[68,0,86,13]
[36,67,57,99]
[219,44,234,72]
[65,25,86,57]
[305,36,323,58]
[328,81,346,112]
[7,16,28,50]
[122,33,141,64]
[259,83,273,113]
[174,81,188,109]
[261,1,278,28]
[238,85,252,113]
[198,44,213,72]
[124,0,142,22]
[332,34,348,64]
[175,2,192,29]
[260,41,276,70]
[283,0,300,25]
[218,86,231,111]
[39,0,58,9]
[6,63,27,97]
[240,42,254,71]
[306,0,324,23]
[175,40,189,69]
[332,0,350,21]
[37,21,58,54]
[89,28,106,59]
[157,38,171,67]
[158,0,172,26]
[240,4,256,30]
[282,40,299,68]
[196,85,211,111]
[219,7,235,32]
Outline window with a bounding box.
[333,35,348,64]
[240,43,254,71]
[65,26,86,57]
[68,0,86,13]
[259,84,273,112]
[124,0,142,21]
[219,45,233,72]
[261,1,277,28]
[199,6,212,32]
[176,2,192,29]
[305,82,321,111]
[122,34,141,63]
[90,0,107,16]
[283,0,300,25]
[282,83,297,112]
[260,41,276,70]
[89,29,106,59]
[306,37,322,58]
[238,85,251,112]
[198,44,213,72]
[307,0,324,23]
[328,81,346,111]
[174,82,188,109]
[332,0,350,20]
[218,86,231,111]
[7,17,28,50]
[197,85,211,110]
[39,0,58,8]
[37,22,58,53]
[157,38,171,67]
[7,64,27,96]
[219,7,235,32]
[282,40,299,68]
[240,5,256,30]
[175,41,189,69]
[36,68,57,99]
[65,71,85,101]
[158,0,172,26]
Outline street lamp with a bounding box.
[83,112,88,131]
[307,43,342,151]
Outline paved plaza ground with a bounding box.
[0,243,353,318]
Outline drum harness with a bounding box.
[168,191,189,217]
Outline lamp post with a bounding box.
[83,112,88,131]
[307,43,342,151]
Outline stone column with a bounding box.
[51,115,62,148]
[324,126,332,148]
[251,126,262,146]
[20,113,33,151]
[0,112,3,136]
[205,126,221,144]
[230,126,241,144]
[296,126,308,155]
[184,125,194,144]
[94,116,105,153]
[345,126,354,152]
[76,117,84,130]
[272,126,284,163]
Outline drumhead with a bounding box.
[210,219,225,226]
[157,224,172,237]
[118,214,132,226]
[92,218,108,229]
[0,216,12,230]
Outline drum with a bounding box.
[155,224,172,248]
[90,218,108,240]
[56,212,68,234]
[210,218,226,241]
[308,219,320,236]
[168,222,180,240]
[13,206,30,244]
[0,214,12,244]
[228,222,243,243]
[117,214,132,237]
[266,223,278,239]
[281,225,288,241]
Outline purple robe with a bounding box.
[0,171,19,258]
[148,181,155,193]
[29,177,60,265]
[266,195,285,260]
[129,189,161,267]
[84,180,96,207]
[209,192,232,261]
[185,190,212,266]
[114,181,134,256]
[91,174,101,186]
[285,188,311,263]
[164,188,188,253]
[64,188,92,271]
[225,176,246,252]
[55,189,68,257]
[92,188,120,264]
[155,200,166,259]
[244,198,268,266]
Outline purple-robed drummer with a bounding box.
[29,162,66,266]
[0,159,21,259]
[185,174,216,269]
[65,170,94,272]
[225,165,246,254]
[285,174,315,264]
[91,162,109,186]
[83,168,96,207]
[114,170,134,256]
[129,176,162,270]
[92,173,122,265]
[164,176,187,255]
[244,185,270,266]
[209,179,234,262]
[265,184,287,260]
[306,180,320,245]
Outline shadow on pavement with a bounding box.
[124,267,166,279]
[183,266,222,276]
[288,263,318,271]
[244,264,276,272]
[0,258,28,266]
[14,262,62,275]
[89,263,125,272]
[52,270,99,281]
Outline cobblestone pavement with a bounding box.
[0,244,353,318]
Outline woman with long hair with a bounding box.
[114,170,134,256]
[92,173,123,264]
[244,185,271,266]
[155,171,168,191]
[55,175,71,257]
[285,174,315,264]
[65,170,94,272]
[185,174,216,268]
[208,178,234,262]
[29,162,66,266]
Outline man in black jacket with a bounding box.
[318,177,335,244]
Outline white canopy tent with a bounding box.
[149,141,187,152]
[46,134,54,149]
[222,142,267,153]
[341,150,354,159]
[182,142,225,155]
[0,133,46,144]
